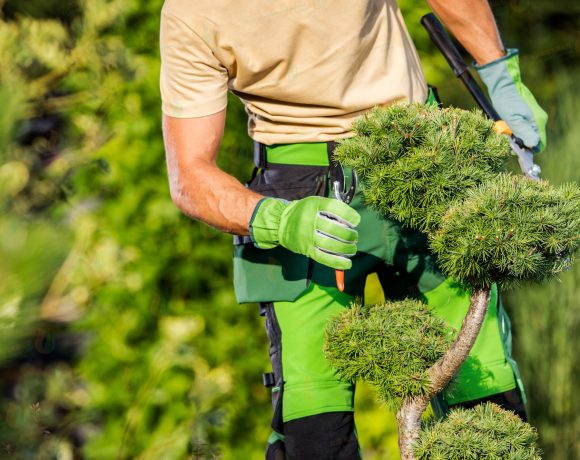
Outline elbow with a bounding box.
[169,185,184,210]
[168,180,201,220]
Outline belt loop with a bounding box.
[262,372,276,388]
[327,141,342,193]
[327,141,337,166]
[254,141,267,169]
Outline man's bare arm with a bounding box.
[163,110,263,235]
[427,0,504,65]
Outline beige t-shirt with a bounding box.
[160,0,427,145]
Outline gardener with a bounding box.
[160,1,547,458]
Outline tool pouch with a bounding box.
[233,162,329,303]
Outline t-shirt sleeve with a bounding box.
[159,9,228,118]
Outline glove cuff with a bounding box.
[249,197,288,249]
[474,48,520,88]
[474,48,519,70]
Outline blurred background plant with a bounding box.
[0,0,577,459]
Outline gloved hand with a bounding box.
[249,196,361,270]
[475,49,548,152]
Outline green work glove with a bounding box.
[249,196,361,270]
[475,49,548,152]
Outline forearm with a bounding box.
[163,111,262,236]
[170,159,262,235]
[427,0,504,65]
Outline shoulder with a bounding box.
[162,0,231,26]
[162,0,232,49]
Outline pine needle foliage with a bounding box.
[432,174,580,287]
[324,300,453,409]
[335,104,580,288]
[334,104,510,233]
[414,403,542,460]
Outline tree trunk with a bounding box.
[396,287,492,460]
[397,396,430,460]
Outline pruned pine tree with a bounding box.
[325,104,580,459]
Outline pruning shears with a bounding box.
[333,166,358,292]
[421,13,541,181]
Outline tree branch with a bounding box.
[397,287,492,460]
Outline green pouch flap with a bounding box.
[233,241,310,303]
[234,158,330,304]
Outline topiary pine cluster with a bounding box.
[334,104,580,288]
[335,104,510,234]
[414,403,542,460]
[432,174,580,287]
[324,300,452,409]
[326,103,580,459]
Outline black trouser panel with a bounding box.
[263,302,285,432]
[451,388,528,421]
[266,440,286,460]
[283,412,360,460]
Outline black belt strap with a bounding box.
[254,141,267,169]
[327,141,337,166]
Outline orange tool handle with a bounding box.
[493,120,512,136]
[335,269,345,292]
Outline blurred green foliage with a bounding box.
[0,0,578,459]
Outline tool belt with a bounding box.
[233,141,344,303]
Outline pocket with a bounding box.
[248,163,328,200]
[233,164,329,303]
